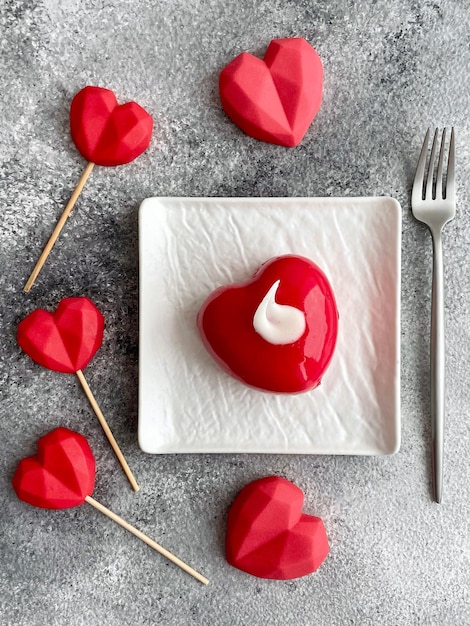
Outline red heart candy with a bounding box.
[226,476,329,579]
[70,86,153,166]
[219,38,323,147]
[197,255,338,393]
[12,427,96,509]
[17,297,104,373]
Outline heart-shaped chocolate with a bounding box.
[17,297,104,373]
[70,86,153,166]
[12,427,96,509]
[219,38,323,147]
[197,255,338,393]
[226,476,329,579]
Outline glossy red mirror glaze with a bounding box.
[197,255,338,393]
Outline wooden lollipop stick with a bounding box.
[85,495,209,585]
[23,161,95,293]
[76,369,140,492]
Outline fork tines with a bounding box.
[412,127,455,203]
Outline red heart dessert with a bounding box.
[226,476,329,579]
[197,255,338,393]
[12,427,96,509]
[219,38,323,147]
[70,86,153,166]
[17,297,104,373]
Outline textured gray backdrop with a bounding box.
[1,1,469,625]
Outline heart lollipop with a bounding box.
[219,38,323,147]
[17,297,139,492]
[12,427,208,584]
[226,476,329,579]
[23,85,153,292]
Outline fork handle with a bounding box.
[431,230,445,504]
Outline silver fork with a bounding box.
[411,127,456,504]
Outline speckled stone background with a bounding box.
[1,1,469,625]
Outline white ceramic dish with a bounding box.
[138,197,401,455]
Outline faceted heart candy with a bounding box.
[197,255,339,393]
[17,297,140,492]
[12,428,208,583]
[70,86,153,166]
[17,297,104,374]
[226,476,329,579]
[24,86,154,292]
[219,38,323,147]
[12,427,95,509]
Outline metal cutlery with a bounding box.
[411,127,456,504]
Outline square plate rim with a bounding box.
[138,196,401,455]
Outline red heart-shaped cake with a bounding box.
[12,427,96,509]
[197,255,338,393]
[17,297,104,373]
[226,476,329,579]
[70,86,153,166]
[219,38,323,147]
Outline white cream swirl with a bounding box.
[253,280,306,345]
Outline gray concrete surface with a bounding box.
[1,1,469,624]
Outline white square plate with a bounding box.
[138,197,401,455]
